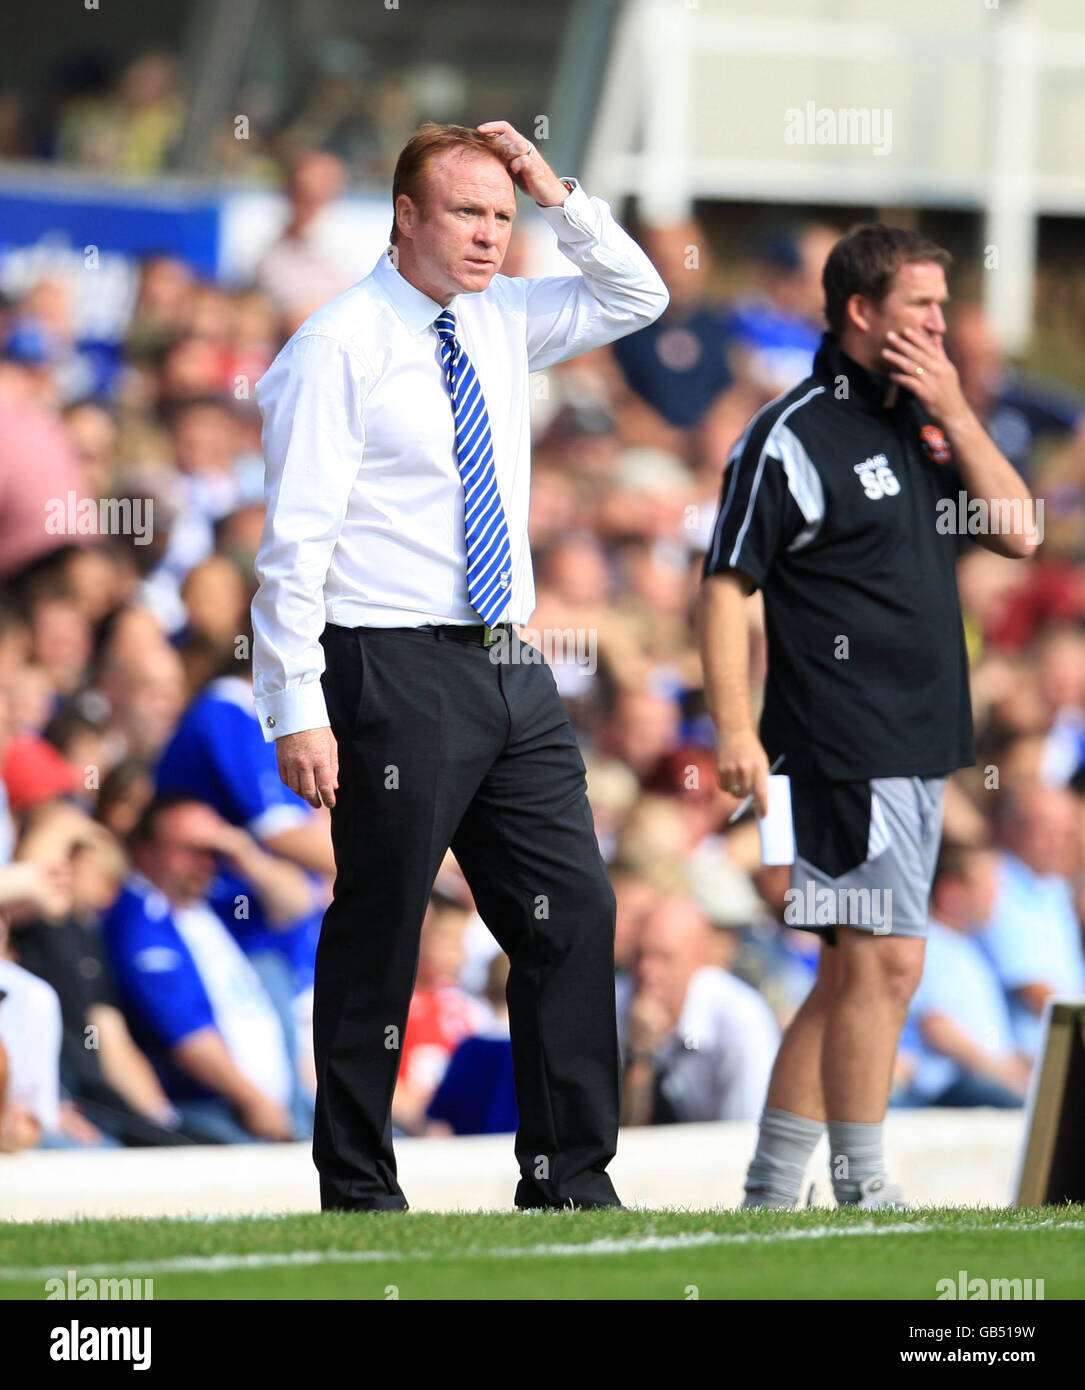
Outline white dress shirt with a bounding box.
[251,179,668,741]
[170,899,294,1105]
[0,957,62,1131]
[654,965,780,1123]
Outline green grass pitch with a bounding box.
[1,1205,1082,1300]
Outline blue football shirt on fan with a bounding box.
[155,675,321,989]
[721,298,822,395]
[103,872,294,1104]
[426,1032,518,1136]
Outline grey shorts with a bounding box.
[785,774,946,942]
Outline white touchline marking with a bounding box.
[0,1219,1065,1281]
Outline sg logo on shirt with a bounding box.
[853,454,901,500]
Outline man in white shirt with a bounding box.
[251,120,668,1210]
[255,150,366,331]
[103,797,313,1143]
[0,954,62,1151]
[981,786,1085,1059]
[621,895,779,1125]
[904,841,1031,1107]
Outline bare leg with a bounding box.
[822,928,925,1121]
[764,937,840,1122]
[820,927,926,1205]
[742,938,838,1207]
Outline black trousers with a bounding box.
[314,622,622,1210]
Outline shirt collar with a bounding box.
[813,332,897,415]
[372,246,458,335]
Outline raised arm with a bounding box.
[882,326,1036,560]
[477,120,669,371]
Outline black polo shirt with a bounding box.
[702,333,974,782]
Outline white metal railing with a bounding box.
[583,0,1085,353]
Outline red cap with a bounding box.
[2,733,81,813]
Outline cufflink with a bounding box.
[266,716,276,728]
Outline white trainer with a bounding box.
[852,1175,910,1210]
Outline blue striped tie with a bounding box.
[434,309,512,627]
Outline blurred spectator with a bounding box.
[601,689,680,780]
[156,641,333,878]
[155,635,331,1108]
[611,861,663,1056]
[102,796,312,1143]
[93,618,187,762]
[901,842,1029,1108]
[611,218,735,432]
[950,303,1085,487]
[0,956,61,1151]
[427,953,517,1136]
[393,895,489,1134]
[0,87,28,158]
[644,744,764,927]
[96,759,154,840]
[0,339,91,583]
[1036,627,1085,788]
[255,150,363,330]
[0,913,62,1151]
[127,256,196,361]
[736,864,819,1028]
[981,786,1085,1060]
[53,52,182,176]
[61,400,121,499]
[8,279,96,404]
[722,222,838,396]
[621,896,779,1124]
[11,804,192,1145]
[27,590,92,697]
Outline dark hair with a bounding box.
[95,758,151,827]
[389,122,506,246]
[822,223,952,334]
[128,793,205,849]
[43,706,101,757]
[933,838,989,890]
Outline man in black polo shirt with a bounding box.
[698,225,1035,1208]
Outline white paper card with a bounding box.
[758,774,795,866]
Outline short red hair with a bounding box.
[390,122,507,246]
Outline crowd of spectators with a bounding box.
[1,175,1084,1156]
[0,42,523,187]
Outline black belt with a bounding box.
[417,622,511,648]
[325,621,511,648]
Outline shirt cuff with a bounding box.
[537,178,597,238]
[253,680,331,743]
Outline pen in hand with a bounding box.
[727,754,786,825]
